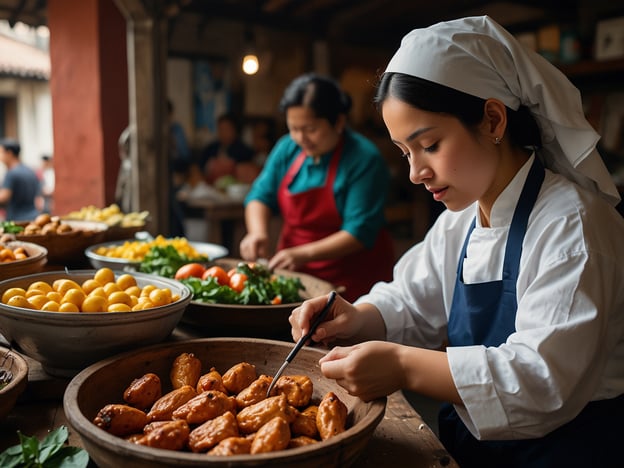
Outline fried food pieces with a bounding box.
[93,353,350,456]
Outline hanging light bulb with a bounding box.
[242,27,260,75]
[242,54,259,75]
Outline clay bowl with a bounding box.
[0,270,192,377]
[63,337,386,468]
[180,259,335,340]
[0,241,47,281]
[0,346,29,420]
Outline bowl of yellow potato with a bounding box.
[0,268,192,377]
[63,338,386,468]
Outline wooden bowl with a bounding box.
[16,220,108,265]
[0,346,28,420]
[180,259,335,340]
[0,241,47,281]
[63,338,386,468]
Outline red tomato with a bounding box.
[271,296,282,305]
[227,268,237,279]
[202,266,230,286]
[174,263,206,280]
[228,272,248,293]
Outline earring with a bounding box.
[494,136,501,145]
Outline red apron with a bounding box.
[277,141,394,302]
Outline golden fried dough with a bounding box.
[172,390,237,424]
[196,367,227,394]
[188,411,239,453]
[316,392,348,440]
[237,394,297,434]
[207,436,252,456]
[141,419,190,451]
[93,404,149,437]
[222,361,257,394]
[123,373,162,410]
[147,385,197,422]
[272,375,313,407]
[250,416,291,454]
[291,405,319,438]
[170,352,202,389]
[288,435,319,448]
[235,374,273,409]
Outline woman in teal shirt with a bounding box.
[241,73,394,301]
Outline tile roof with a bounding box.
[0,33,49,79]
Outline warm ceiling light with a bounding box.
[242,54,259,75]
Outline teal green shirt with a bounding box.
[245,129,390,248]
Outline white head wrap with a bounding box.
[385,15,620,205]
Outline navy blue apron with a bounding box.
[439,157,624,468]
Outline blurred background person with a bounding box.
[168,99,191,237]
[240,73,394,301]
[199,112,256,184]
[0,138,42,221]
[37,154,55,214]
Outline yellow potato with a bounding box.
[116,274,137,290]
[2,287,26,303]
[125,286,141,298]
[62,288,87,307]
[7,295,34,309]
[103,282,121,295]
[27,294,49,310]
[82,279,102,295]
[94,267,115,285]
[82,295,108,313]
[41,301,60,312]
[108,303,132,313]
[27,281,53,295]
[53,279,82,295]
[148,289,170,307]
[46,291,63,303]
[89,287,107,298]
[108,291,132,306]
[58,302,80,313]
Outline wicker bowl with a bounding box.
[0,270,192,377]
[0,346,29,420]
[0,241,47,281]
[63,338,387,468]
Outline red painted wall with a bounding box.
[48,0,128,214]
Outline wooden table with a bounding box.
[183,196,246,256]
[0,328,457,467]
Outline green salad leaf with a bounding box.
[0,221,24,234]
[0,426,89,468]
[181,262,305,305]
[138,245,208,278]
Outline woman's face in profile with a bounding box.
[286,106,342,158]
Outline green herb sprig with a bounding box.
[0,425,89,468]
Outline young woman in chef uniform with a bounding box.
[289,16,624,467]
[241,73,394,302]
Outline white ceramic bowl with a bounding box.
[64,338,386,468]
[84,240,228,271]
[0,270,192,377]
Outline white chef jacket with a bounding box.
[357,155,624,440]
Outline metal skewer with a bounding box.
[266,290,337,397]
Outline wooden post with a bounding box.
[113,0,169,235]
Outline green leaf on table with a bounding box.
[0,425,89,468]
